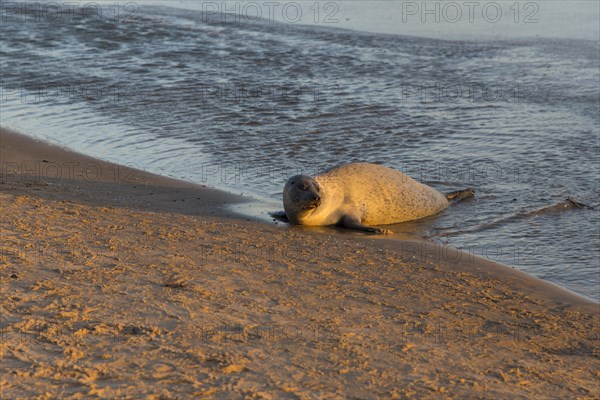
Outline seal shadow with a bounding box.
[268,209,441,240]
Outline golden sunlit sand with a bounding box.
[1,128,598,398]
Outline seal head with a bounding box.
[283,175,322,224]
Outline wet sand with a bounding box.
[1,128,598,399]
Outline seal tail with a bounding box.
[445,188,475,203]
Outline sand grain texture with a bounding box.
[1,129,598,399]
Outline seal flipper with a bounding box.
[269,211,289,222]
[340,215,392,235]
[445,188,475,203]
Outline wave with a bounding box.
[436,198,596,238]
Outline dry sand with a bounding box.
[1,128,598,399]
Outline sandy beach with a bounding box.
[1,128,598,399]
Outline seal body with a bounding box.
[283,163,449,233]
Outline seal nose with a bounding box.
[312,195,321,202]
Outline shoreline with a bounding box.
[1,128,595,306]
[1,127,598,398]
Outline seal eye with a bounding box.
[300,185,308,191]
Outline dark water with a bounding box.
[1,3,599,300]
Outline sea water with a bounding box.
[1,1,598,300]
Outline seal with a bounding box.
[279,162,452,234]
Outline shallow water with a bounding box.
[1,2,598,300]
